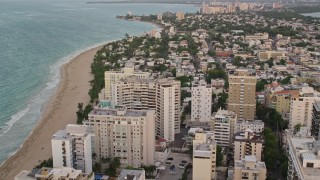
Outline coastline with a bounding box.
[0,44,103,179]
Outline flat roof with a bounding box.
[90,107,147,117]
[117,169,144,180]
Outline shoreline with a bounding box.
[0,44,104,179]
[0,18,159,178]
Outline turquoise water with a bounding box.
[0,0,198,164]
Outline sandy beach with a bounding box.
[0,45,103,179]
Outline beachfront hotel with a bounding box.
[104,66,149,100]
[84,105,155,167]
[51,124,93,174]
[192,131,217,180]
[110,76,181,142]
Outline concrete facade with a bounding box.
[233,156,267,180]
[191,80,212,122]
[84,106,155,167]
[104,66,149,100]
[234,129,263,161]
[192,131,217,180]
[51,124,93,173]
[228,70,257,120]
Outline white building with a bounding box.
[211,108,237,147]
[289,87,320,130]
[234,129,263,161]
[104,66,149,100]
[84,106,155,167]
[117,169,145,180]
[235,120,264,134]
[51,124,93,173]
[191,80,212,122]
[193,131,217,180]
[15,167,94,180]
[232,156,267,180]
[156,78,181,141]
[287,127,320,179]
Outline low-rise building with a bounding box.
[235,120,264,134]
[117,169,145,180]
[15,167,94,180]
[233,155,267,180]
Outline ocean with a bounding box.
[0,0,198,164]
[302,12,320,17]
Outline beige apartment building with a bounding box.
[84,106,155,168]
[233,155,267,180]
[193,131,217,180]
[228,70,257,120]
[234,129,263,161]
[111,77,180,142]
[104,66,149,100]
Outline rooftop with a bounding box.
[117,169,145,180]
[90,107,147,117]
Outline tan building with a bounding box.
[234,129,263,161]
[104,66,149,100]
[233,155,267,180]
[84,106,155,167]
[176,12,185,20]
[228,70,257,120]
[265,90,299,117]
[193,131,217,180]
[111,77,180,141]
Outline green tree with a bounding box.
[256,79,268,92]
[76,103,84,124]
[171,68,177,77]
[216,145,223,166]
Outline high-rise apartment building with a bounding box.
[111,77,180,142]
[233,155,267,180]
[111,77,156,110]
[192,131,217,180]
[51,124,93,173]
[104,66,149,100]
[156,78,181,141]
[228,70,257,120]
[191,80,212,122]
[84,106,155,167]
[312,100,320,140]
[289,87,320,130]
[234,129,263,161]
[211,108,237,147]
